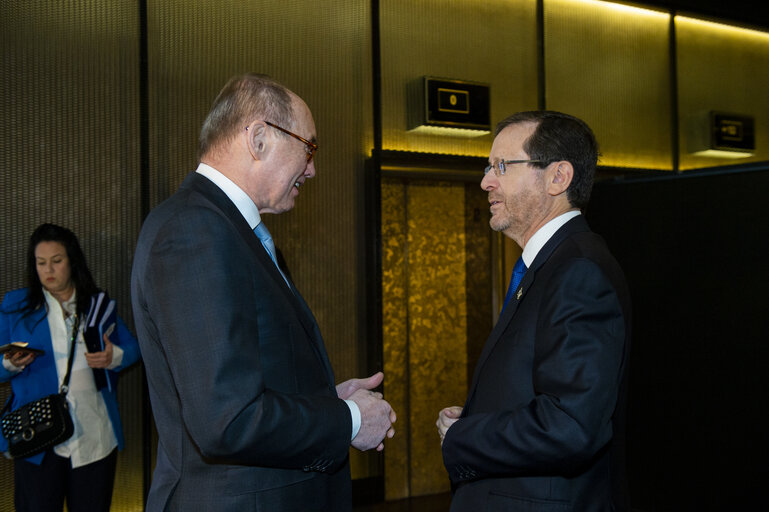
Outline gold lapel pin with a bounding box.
[516,288,523,300]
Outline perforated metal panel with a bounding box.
[676,17,769,169]
[545,0,673,170]
[380,0,538,156]
[1,1,143,510]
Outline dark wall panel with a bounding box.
[0,2,143,510]
[586,167,769,511]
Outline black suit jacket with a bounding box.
[131,172,352,511]
[442,215,631,512]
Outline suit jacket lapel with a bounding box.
[185,174,333,382]
[465,216,591,407]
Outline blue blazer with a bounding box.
[0,288,141,465]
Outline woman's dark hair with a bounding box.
[22,223,99,318]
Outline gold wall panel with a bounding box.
[463,185,495,384]
[381,180,410,500]
[380,0,538,156]
[676,17,769,169]
[381,179,468,498]
[147,0,375,478]
[1,1,143,510]
[545,0,672,169]
[407,182,467,496]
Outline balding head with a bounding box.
[198,73,294,160]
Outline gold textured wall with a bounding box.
[382,179,468,499]
[380,0,538,156]
[545,0,673,169]
[676,17,769,169]
[0,1,143,510]
[381,181,411,499]
[147,0,376,478]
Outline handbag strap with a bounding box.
[59,313,80,394]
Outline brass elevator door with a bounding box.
[380,175,494,500]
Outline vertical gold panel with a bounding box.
[381,180,410,500]
[0,1,142,510]
[147,0,375,478]
[545,0,672,169]
[381,179,469,499]
[408,182,467,496]
[463,186,496,372]
[676,18,769,169]
[380,0,538,156]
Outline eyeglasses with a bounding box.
[484,159,545,177]
[265,121,318,163]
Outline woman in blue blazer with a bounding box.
[0,223,140,512]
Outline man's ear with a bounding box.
[547,161,573,197]
[244,121,268,160]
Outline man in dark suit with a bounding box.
[437,111,631,512]
[131,73,395,511]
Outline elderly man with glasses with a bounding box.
[437,111,632,512]
[132,73,395,512]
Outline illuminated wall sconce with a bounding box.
[689,111,755,158]
[407,76,491,137]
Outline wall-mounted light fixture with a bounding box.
[689,111,755,159]
[408,77,490,137]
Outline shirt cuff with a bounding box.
[344,399,361,441]
[107,344,124,370]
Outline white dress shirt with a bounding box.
[521,210,582,267]
[46,290,118,468]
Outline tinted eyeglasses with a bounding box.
[265,121,318,163]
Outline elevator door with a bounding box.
[380,166,496,500]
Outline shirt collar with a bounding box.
[43,288,77,318]
[196,163,262,230]
[521,210,581,267]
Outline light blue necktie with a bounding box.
[502,256,527,312]
[254,222,290,287]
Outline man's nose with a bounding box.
[305,159,316,179]
[480,172,496,191]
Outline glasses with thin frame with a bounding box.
[265,121,318,163]
[484,159,545,177]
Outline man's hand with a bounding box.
[349,387,396,452]
[436,406,463,446]
[336,371,384,400]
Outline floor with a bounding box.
[354,492,452,512]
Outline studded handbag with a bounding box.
[1,315,79,458]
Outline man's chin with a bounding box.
[489,217,509,233]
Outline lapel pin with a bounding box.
[516,288,523,300]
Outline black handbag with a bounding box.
[1,315,79,459]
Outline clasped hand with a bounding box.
[436,406,462,446]
[337,372,396,452]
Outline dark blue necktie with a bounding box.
[502,256,527,311]
[254,222,290,287]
